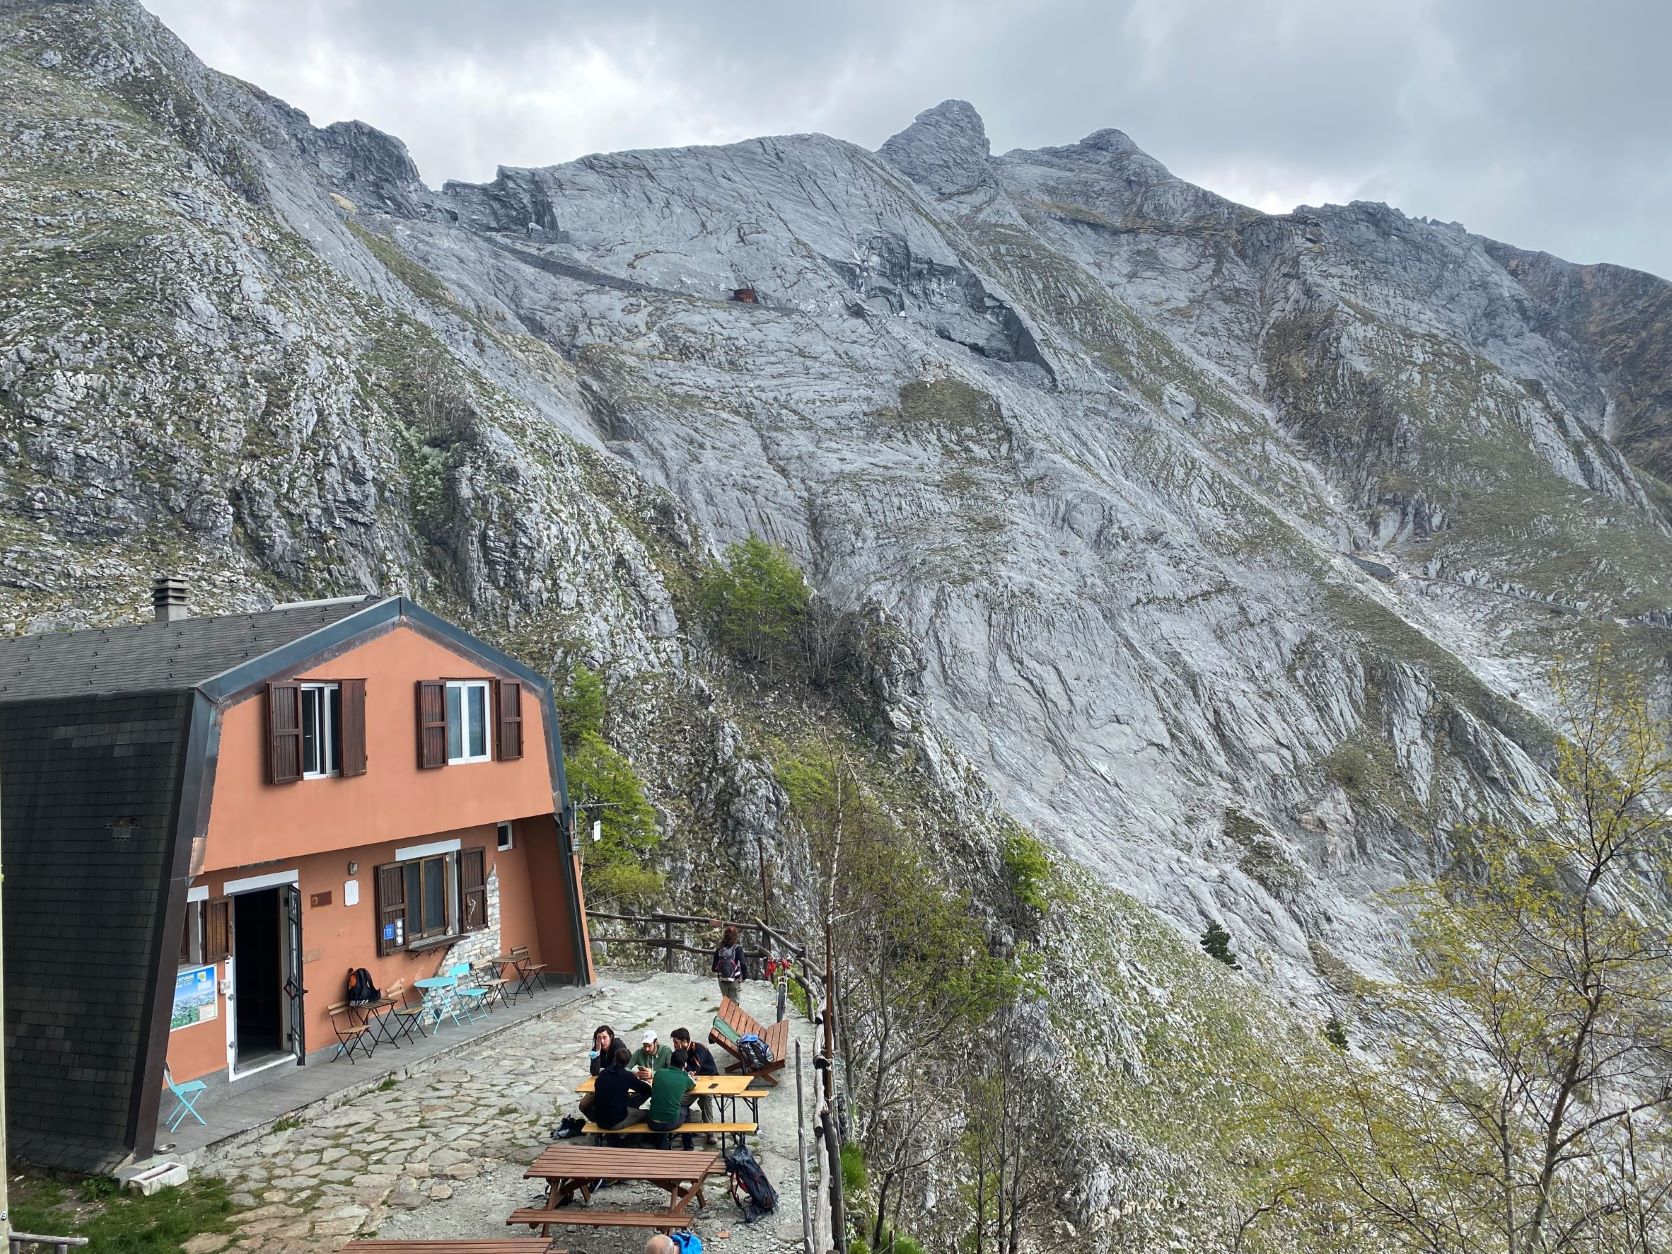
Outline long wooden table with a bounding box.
[575,1073,764,1121]
[510,1146,722,1235]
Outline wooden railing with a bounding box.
[587,910,817,1011]
[9,1234,90,1252]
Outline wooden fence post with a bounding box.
[662,916,676,973]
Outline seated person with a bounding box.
[646,1047,698,1149]
[592,1044,653,1131]
[629,1029,674,1081]
[670,1026,718,1075]
[578,1023,618,1120]
[670,1026,720,1143]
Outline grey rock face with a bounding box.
[5,0,1672,1028]
[879,98,992,198]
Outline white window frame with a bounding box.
[497,821,514,852]
[445,679,493,765]
[300,681,342,779]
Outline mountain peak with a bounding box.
[878,99,992,199]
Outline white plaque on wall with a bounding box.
[344,878,360,907]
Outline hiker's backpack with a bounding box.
[670,1232,703,1254]
[738,1032,774,1069]
[347,967,380,1004]
[724,1143,778,1222]
[552,1114,586,1140]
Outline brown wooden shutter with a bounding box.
[205,897,232,962]
[266,681,302,784]
[340,679,367,777]
[495,679,523,761]
[375,863,406,955]
[461,847,487,932]
[416,680,447,769]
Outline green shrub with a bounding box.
[1323,1015,1350,1050]
[566,731,664,908]
[1321,742,1374,793]
[841,1141,869,1194]
[698,534,810,667]
[786,977,812,1020]
[1001,829,1052,914]
[557,664,606,742]
[1200,920,1242,969]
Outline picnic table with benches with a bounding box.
[575,1072,765,1123]
[708,997,788,1086]
[509,1146,722,1235]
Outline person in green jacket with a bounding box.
[629,1029,674,1081]
[647,1048,698,1149]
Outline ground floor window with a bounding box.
[375,847,487,954]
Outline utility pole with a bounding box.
[821,919,845,1254]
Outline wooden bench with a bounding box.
[344,1242,557,1252]
[708,997,788,1086]
[581,1121,756,1137]
[581,1119,756,1149]
[507,1209,690,1233]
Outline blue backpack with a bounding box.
[671,1232,703,1254]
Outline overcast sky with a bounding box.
[145,0,1672,279]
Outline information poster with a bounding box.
[171,963,218,1030]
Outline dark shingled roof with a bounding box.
[2,690,192,1174]
[0,597,386,702]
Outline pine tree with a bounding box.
[1323,1016,1349,1050]
[1199,920,1241,969]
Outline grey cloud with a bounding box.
[144,0,1672,277]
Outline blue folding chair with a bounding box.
[447,963,491,1023]
[163,1065,207,1132]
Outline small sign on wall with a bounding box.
[171,964,217,1031]
[344,879,360,907]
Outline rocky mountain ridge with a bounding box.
[5,6,1672,1236]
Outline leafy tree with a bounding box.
[780,742,1017,1243]
[1201,920,1241,969]
[556,663,606,742]
[566,730,663,908]
[1248,648,1672,1252]
[1322,1016,1349,1051]
[698,534,810,669]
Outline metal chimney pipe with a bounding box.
[152,577,189,624]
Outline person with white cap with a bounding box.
[628,1028,674,1082]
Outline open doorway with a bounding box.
[232,887,285,1069]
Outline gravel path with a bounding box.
[192,972,817,1253]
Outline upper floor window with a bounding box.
[301,682,342,777]
[446,679,492,764]
[267,679,366,784]
[416,678,522,768]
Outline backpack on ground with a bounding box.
[552,1114,586,1139]
[724,1143,778,1222]
[670,1231,703,1254]
[737,1032,774,1069]
[347,967,380,1004]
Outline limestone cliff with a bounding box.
[5,2,1672,1241]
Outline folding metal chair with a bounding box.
[380,979,429,1045]
[163,1065,207,1132]
[328,1000,376,1062]
[446,963,491,1023]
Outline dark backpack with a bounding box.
[347,967,380,1004]
[724,1143,778,1221]
[737,1033,774,1069]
